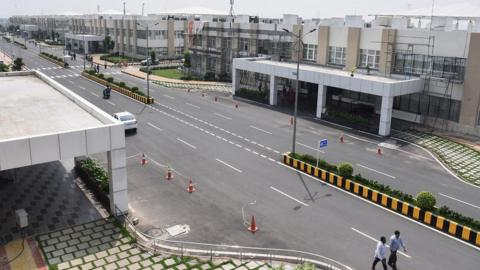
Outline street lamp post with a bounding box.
[136,22,159,100]
[282,28,317,154]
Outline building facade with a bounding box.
[7,12,480,136]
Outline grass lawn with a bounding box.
[150,68,184,80]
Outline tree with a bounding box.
[183,50,191,68]
[150,49,156,64]
[416,191,436,211]
[0,63,10,72]
[337,162,354,178]
[102,36,115,52]
[11,58,24,71]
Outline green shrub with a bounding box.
[437,206,480,231]
[79,158,109,194]
[235,88,268,104]
[337,162,354,178]
[106,77,114,83]
[203,71,215,81]
[118,81,126,88]
[97,73,104,79]
[416,191,436,211]
[131,86,139,93]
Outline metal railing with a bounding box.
[114,206,353,270]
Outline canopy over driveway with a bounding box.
[233,57,424,136]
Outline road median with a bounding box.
[282,153,480,248]
[82,70,154,104]
[38,52,65,67]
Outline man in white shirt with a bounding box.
[372,236,387,270]
[388,230,407,270]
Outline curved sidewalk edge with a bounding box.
[282,153,480,249]
[117,208,352,270]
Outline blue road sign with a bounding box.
[319,139,328,148]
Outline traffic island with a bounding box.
[39,52,65,67]
[82,70,154,104]
[282,153,480,248]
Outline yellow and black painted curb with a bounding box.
[38,53,64,67]
[283,153,480,248]
[82,72,155,104]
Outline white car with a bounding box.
[113,112,137,132]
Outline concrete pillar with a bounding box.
[167,19,175,58]
[316,26,329,65]
[379,96,394,136]
[346,27,361,70]
[379,29,396,75]
[316,85,327,118]
[269,75,278,105]
[107,148,128,215]
[232,65,240,95]
[84,39,89,54]
[459,32,480,127]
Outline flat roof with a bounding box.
[254,60,404,83]
[0,75,104,140]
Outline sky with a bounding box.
[1,0,480,18]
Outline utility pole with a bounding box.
[282,27,317,154]
[229,0,234,78]
[123,2,126,16]
[137,22,159,100]
[142,3,145,17]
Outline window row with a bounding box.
[393,93,461,122]
[392,54,466,81]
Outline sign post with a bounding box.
[317,139,328,167]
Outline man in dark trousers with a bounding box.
[372,236,387,270]
[388,230,407,270]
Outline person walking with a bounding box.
[388,230,407,270]
[372,236,387,270]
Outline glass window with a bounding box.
[174,30,184,39]
[302,44,317,62]
[240,38,249,52]
[358,49,380,69]
[175,47,184,55]
[392,53,466,81]
[329,47,346,66]
[208,37,216,48]
[192,35,202,46]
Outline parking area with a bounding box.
[0,160,101,245]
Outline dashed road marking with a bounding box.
[216,158,242,173]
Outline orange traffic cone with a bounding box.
[247,215,258,233]
[377,148,383,155]
[166,167,173,180]
[141,153,148,165]
[339,135,344,143]
[187,178,195,193]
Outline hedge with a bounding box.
[235,88,268,104]
[40,52,64,63]
[74,157,110,211]
[289,152,480,231]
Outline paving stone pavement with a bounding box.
[36,218,301,270]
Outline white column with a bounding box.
[269,75,278,105]
[316,84,327,118]
[232,66,240,95]
[84,39,89,54]
[379,95,394,136]
[107,148,128,215]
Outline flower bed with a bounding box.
[74,157,110,212]
[39,52,65,67]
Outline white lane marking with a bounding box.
[273,150,280,154]
[79,86,86,90]
[270,186,309,207]
[216,158,242,173]
[176,138,197,149]
[356,164,396,179]
[439,193,480,210]
[277,160,480,252]
[186,102,200,109]
[268,158,276,162]
[351,228,411,259]
[252,151,259,155]
[147,122,163,131]
[89,92,99,97]
[163,94,175,99]
[67,80,74,84]
[260,154,267,158]
[214,112,232,120]
[250,125,273,135]
[106,100,116,106]
[296,142,325,153]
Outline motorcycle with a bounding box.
[103,88,111,99]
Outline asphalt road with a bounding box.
[4,38,480,270]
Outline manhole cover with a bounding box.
[145,228,164,237]
[166,224,190,237]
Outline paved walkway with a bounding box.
[0,238,47,270]
[0,51,12,65]
[122,67,232,93]
[35,218,292,270]
[394,129,480,185]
